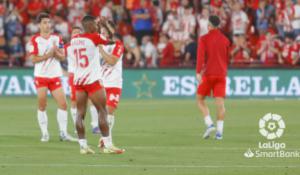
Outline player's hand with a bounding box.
[45,49,55,59]
[196,73,202,84]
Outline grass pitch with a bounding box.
[0,97,299,175]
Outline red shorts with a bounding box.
[75,81,103,97]
[68,73,76,101]
[34,77,62,91]
[197,76,226,98]
[105,88,122,108]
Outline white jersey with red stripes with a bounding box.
[64,43,75,73]
[70,33,108,85]
[100,40,124,88]
[29,34,64,78]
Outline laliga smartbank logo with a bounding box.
[244,113,300,158]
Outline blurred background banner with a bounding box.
[0,69,300,98]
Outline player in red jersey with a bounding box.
[29,12,76,142]
[196,16,230,140]
[70,15,123,154]
[94,20,125,152]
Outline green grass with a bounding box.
[0,97,299,175]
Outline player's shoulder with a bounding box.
[73,33,103,44]
[30,33,41,43]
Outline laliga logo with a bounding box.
[259,113,285,140]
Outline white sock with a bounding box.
[37,110,48,135]
[78,139,88,148]
[217,120,224,134]
[107,114,115,142]
[204,115,213,127]
[70,107,77,126]
[57,109,68,135]
[90,106,98,128]
[102,136,112,148]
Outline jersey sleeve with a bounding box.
[111,41,124,58]
[196,37,205,73]
[92,34,109,45]
[29,36,38,56]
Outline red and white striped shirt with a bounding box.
[29,34,64,78]
[70,33,108,85]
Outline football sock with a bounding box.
[37,110,48,135]
[57,109,68,135]
[217,120,224,134]
[107,115,115,142]
[90,106,98,128]
[102,136,112,148]
[78,139,88,148]
[70,107,77,125]
[204,115,213,127]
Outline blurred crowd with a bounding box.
[0,0,300,68]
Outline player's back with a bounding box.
[201,29,230,77]
[71,33,103,85]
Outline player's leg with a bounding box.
[89,87,124,154]
[88,89,109,137]
[69,75,77,127]
[36,87,49,142]
[76,90,94,154]
[196,77,215,139]
[105,88,122,144]
[51,85,76,142]
[215,97,225,140]
[90,104,100,134]
[213,77,226,140]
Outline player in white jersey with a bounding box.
[95,20,125,152]
[65,26,82,129]
[29,13,76,142]
[70,15,123,154]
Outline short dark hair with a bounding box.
[81,15,96,31]
[209,15,220,27]
[81,15,96,25]
[36,12,50,23]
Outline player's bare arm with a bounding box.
[98,45,118,65]
[31,49,54,63]
[54,48,66,61]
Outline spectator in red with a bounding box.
[282,34,299,65]
[158,33,178,68]
[27,0,44,17]
[88,0,105,17]
[230,35,251,64]
[257,31,283,65]
[11,0,29,25]
[46,0,68,16]
[117,9,134,36]
[0,36,8,62]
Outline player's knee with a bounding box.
[58,102,67,110]
[38,101,47,111]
